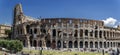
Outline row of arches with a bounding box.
[23,40,118,49]
[25,24,120,39]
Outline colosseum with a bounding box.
[12,4,120,50]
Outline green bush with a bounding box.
[0,40,23,53]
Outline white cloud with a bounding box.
[102,17,117,27]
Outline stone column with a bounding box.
[88,41,90,49]
[98,41,100,49]
[102,31,104,39]
[93,41,95,49]
[78,40,80,48]
[73,41,74,48]
[23,25,27,34]
[98,30,99,39]
[83,41,85,48]
[61,41,63,49]
[93,30,95,38]
[26,36,30,49]
[36,40,39,47]
[102,42,104,48]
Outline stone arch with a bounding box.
[80,41,83,48]
[74,41,78,48]
[85,41,88,48]
[107,42,109,48]
[104,42,106,48]
[33,40,37,47]
[68,41,72,48]
[111,42,112,47]
[52,40,56,49]
[99,42,102,48]
[99,31,102,38]
[95,30,98,38]
[57,40,61,48]
[34,28,37,34]
[95,42,98,48]
[63,41,67,48]
[74,30,78,37]
[104,31,106,38]
[46,40,51,47]
[39,40,42,47]
[26,25,30,34]
[30,39,32,46]
[85,30,88,36]
[52,29,56,37]
[30,29,32,34]
[80,29,83,37]
[90,41,93,48]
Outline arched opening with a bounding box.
[111,42,112,47]
[63,41,67,48]
[30,40,32,46]
[80,29,83,37]
[74,30,78,37]
[57,40,61,48]
[34,28,37,34]
[26,25,30,34]
[85,30,88,36]
[90,41,93,48]
[39,40,42,47]
[52,29,56,37]
[99,42,102,48]
[90,30,93,37]
[46,40,51,47]
[52,40,56,49]
[104,31,106,39]
[68,41,72,48]
[99,31,102,38]
[74,41,78,48]
[80,41,83,48]
[107,31,109,38]
[107,42,109,48]
[95,42,98,48]
[40,29,46,34]
[85,41,88,48]
[104,42,106,48]
[30,29,32,34]
[95,30,98,38]
[33,40,37,47]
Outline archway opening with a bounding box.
[74,41,78,48]
[90,41,93,48]
[57,40,61,48]
[68,41,72,48]
[80,41,83,48]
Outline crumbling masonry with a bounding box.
[12,4,120,50]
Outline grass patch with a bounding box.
[22,48,108,55]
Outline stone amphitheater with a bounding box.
[12,4,120,51]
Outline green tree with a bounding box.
[0,40,23,53]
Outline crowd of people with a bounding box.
[108,47,119,55]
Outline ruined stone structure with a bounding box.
[12,4,120,50]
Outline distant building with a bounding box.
[0,24,11,38]
[12,4,120,50]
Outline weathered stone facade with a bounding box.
[12,4,120,50]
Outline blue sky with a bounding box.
[0,0,120,27]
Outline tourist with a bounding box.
[109,48,114,55]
